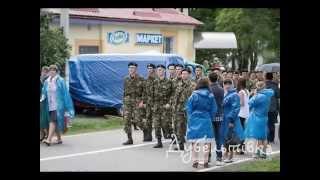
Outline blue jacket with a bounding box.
[221,88,244,143]
[41,75,75,132]
[244,88,274,140]
[186,88,217,141]
[249,88,274,117]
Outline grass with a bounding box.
[65,114,124,135]
[214,155,280,172]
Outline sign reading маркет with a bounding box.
[136,33,163,45]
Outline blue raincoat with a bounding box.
[221,88,244,145]
[41,75,75,132]
[244,88,274,140]
[40,78,49,129]
[186,88,217,142]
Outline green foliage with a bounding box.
[40,12,71,75]
[190,8,280,70]
[66,115,124,135]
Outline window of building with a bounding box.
[79,45,99,54]
[163,37,173,54]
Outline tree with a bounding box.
[189,8,219,66]
[214,8,280,70]
[40,11,71,76]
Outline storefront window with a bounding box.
[163,37,173,54]
[79,45,99,54]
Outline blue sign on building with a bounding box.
[108,31,129,45]
[136,33,163,45]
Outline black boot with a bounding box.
[171,136,176,144]
[144,130,152,142]
[153,137,163,148]
[123,133,133,145]
[174,143,184,151]
[133,123,139,130]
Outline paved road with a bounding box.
[40,124,280,172]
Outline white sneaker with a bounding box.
[216,161,225,166]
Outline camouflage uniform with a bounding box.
[172,79,193,145]
[142,75,156,139]
[195,75,203,82]
[169,77,182,139]
[123,74,145,136]
[153,77,173,139]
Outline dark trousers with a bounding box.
[239,117,246,128]
[239,117,246,152]
[268,111,278,143]
[210,121,223,161]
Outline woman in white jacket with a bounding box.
[237,78,250,154]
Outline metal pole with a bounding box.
[60,8,70,89]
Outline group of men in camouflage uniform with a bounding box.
[122,62,196,150]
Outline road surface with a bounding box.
[40,124,280,172]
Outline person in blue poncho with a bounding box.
[186,78,217,168]
[221,79,244,163]
[244,81,274,158]
[40,66,49,142]
[40,65,75,146]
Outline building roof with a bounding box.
[44,8,203,26]
[194,32,238,49]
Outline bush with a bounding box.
[40,11,71,76]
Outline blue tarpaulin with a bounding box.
[68,53,185,110]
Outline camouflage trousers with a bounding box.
[123,102,145,135]
[153,105,172,139]
[173,112,187,144]
[139,103,153,132]
[162,108,173,138]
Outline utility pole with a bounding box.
[60,8,69,39]
[60,8,70,89]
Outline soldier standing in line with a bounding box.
[153,64,173,148]
[166,63,176,141]
[195,65,204,82]
[172,68,193,150]
[122,62,145,145]
[140,63,156,142]
[167,63,176,80]
[170,64,184,141]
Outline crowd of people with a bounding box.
[40,62,280,169]
[122,63,280,168]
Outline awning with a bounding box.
[194,32,237,49]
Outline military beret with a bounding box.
[128,62,138,67]
[175,64,184,68]
[167,63,176,69]
[206,68,213,73]
[181,68,191,73]
[147,63,156,69]
[195,65,203,69]
[156,64,166,69]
